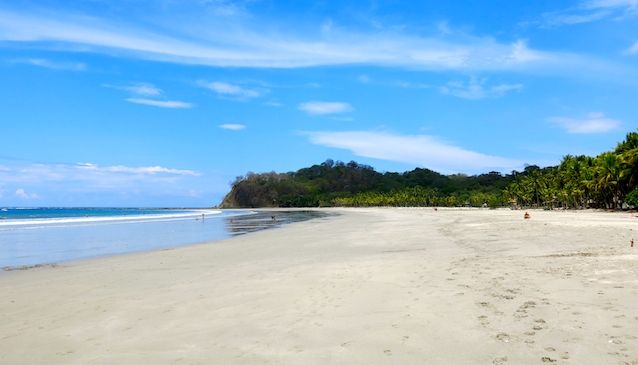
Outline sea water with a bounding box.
[0,208,326,269]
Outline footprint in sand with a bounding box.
[541,356,556,363]
[523,300,537,308]
[383,349,392,356]
[532,319,546,331]
[478,315,489,325]
[515,301,536,317]
[496,333,511,342]
[492,293,515,300]
[492,356,508,364]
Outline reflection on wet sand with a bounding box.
[224,210,331,236]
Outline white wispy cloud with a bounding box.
[305,131,522,173]
[123,83,162,96]
[440,78,523,100]
[0,161,209,205]
[548,112,621,133]
[0,8,620,75]
[625,41,638,54]
[198,81,261,99]
[11,58,86,71]
[299,101,353,115]
[106,83,192,108]
[396,81,431,89]
[0,162,201,186]
[15,188,38,200]
[218,123,246,130]
[104,82,163,96]
[75,163,200,176]
[540,10,612,26]
[537,0,638,27]
[126,98,193,109]
[584,0,638,11]
[198,0,251,17]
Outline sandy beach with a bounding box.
[1,208,638,364]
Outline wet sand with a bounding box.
[1,208,637,364]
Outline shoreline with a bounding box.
[1,208,637,364]
[0,209,329,271]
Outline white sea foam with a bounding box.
[0,210,222,227]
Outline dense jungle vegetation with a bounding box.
[220,132,638,209]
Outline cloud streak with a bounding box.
[537,0,638,27]
[0,162,201,186]
[198,81,261,100]
[548,112,621,133]
[106,82,193,108]
[299,101,353,115]
[306,131,522,173]
[218,123,246,130]
[126,98,193,109]
[11,58,87,71]
[0,161,210,206]
[440,78,523,100]
[626,41,638,54]
[0,8,620,75]
[75,163,200,176]
[122,83,162,96]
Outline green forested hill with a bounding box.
[220,132,638,209]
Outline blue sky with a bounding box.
[1,0,637,207]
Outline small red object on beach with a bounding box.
[524,212,530,220]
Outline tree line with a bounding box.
[220,132,638,209]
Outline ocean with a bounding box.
[0,208,325,269]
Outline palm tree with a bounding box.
[595,152,626,209]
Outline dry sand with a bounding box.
[1,208,638,364]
